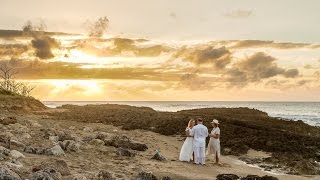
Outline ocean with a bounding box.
[43,101,320,126]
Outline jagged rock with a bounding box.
[136,171,157,180]
[21,133,31,139]
[83,127,94,132]
[42,115,50,119]
[68,174,88,180]
[9,123,29,134]
[59,140,80,152]
[49,136,59,142]
[161,176,171,180]
[42,128,56,139]
[105,135,148,151]
[4,161,24,170]
[240,175,279,180]
[90,139,105,146]
[0,167,22,180]
[10,150,25,160]
[37,159,71,176]
[115,147,135,157]
[96,170,113,180]
[240,175,260,180]
[96,132,111,140]
[35,148,46,155]
[0,145,11,160]
[216,174,239,180]
[32,122,42,128]
[151,151,166,161]
[82,134,97,142]
[55,130,74,141]
[45,145,65,156]
[0,132,14,148]
[261,176,279,180]
[0,116,17,125]
[291,160,320,175]
[24,145,36,154]
[32,168,61,180]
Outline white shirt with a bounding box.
[190,124,208,147]
[211,127,220,141]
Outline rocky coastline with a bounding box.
[0,97,319,179]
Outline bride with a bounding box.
[179,119,195,162]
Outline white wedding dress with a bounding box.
[179,127,194,162]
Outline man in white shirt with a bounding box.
[190,118,208,165]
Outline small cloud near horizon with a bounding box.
[223,9,253,18]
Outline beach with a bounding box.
[1,96,320,179]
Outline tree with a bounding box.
[0,64,35,97]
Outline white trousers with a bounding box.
[194,146,206,164]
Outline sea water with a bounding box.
[43,101,320,126]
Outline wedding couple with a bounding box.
[179,118,221,165]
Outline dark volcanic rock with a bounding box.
[38,160,71,176]
[240,175,279,180]
[32,169,62,180]
[115,147,135,157]
[96,170,112,180]
[0,116,17,125]
[0,167,22,180]
[136,171,157,180]
[161,176,172,180]
[51,104,320,175]
[151,151,166,161]
[261,176,279,180]
[217,174,239,180]
[105,135,148,151]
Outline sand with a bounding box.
[8,112,318,180]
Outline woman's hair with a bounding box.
[187,119,195,128]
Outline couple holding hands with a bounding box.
[179,118,221,165]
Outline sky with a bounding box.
[0,0,320,101]
[1,0,320,42]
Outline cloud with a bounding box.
[0,44,29,58]
[180,73,212,90]
[0,59,182,81]
[86,16,109,38]
[223,9,253,18]
[22,21,60,59]
[31,36,59,59]
[229,40,318,49]
[283,69,299,78]
[174,46,231,69]
[169,12,177,19]
[225,52,299,86]
[265,79,310,90]
[73,38,172,57]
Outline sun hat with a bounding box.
[210,119,219,124]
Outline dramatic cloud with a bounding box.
[223,9,253,18]
[225,52,299,86]
[22,21,60,59]
[174,46,231,69]
[31,36,59,59]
